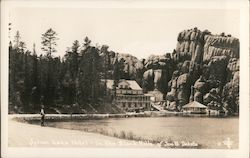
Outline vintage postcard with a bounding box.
[1,0,249,158]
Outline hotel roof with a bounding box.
[102,79,142,90]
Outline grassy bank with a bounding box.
[79,126,202,149]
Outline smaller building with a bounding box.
[146,89,164,102]
[182,101,207,114]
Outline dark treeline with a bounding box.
[9,29,128,114]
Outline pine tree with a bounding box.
[100,45,109,95]
[41,28,59,106]
[113,58,125,99]
[14,31,21,49]
[30,43,40,111]
[83,36,91,49]
[62,40,80,105]
[41,28,59,56]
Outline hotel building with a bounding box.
[104,79,151,111]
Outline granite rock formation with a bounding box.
[203,35,239,62]
[142,54,174,94]
[166,28,239,113]
[106,27,239,114]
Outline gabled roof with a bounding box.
[102,79,142,90]
[124,80,142,90]
[182,101,207,108]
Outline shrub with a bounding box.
[119,131,126,139]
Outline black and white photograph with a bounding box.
[1,0,249,158]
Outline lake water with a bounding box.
[43,116,239,149]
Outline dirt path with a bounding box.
[8,116,157,148]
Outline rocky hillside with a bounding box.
[108,28,239,114]
[167,28,239,113]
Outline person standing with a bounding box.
[40,105,45,126]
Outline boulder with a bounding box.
[108,52,144,80]
[167,101,178,111]
[143,54,174,93]
[203,88,221,105]
[172,70,179,79]
[143,69,154,81]
[194,91,203,103]
[143,69,155,91]
[167,73,192,107]
[174,28,207,64]
[222,71,239,113]
[207,100,222,111]
[181,61,190,74]
[226,58,239,82]
[177,73,190,87]
[193,76,206,92]
[192,44,203,62]
[166,77,178,102]
[171,77,178,89]
[144,55,167,70]
[166,91,176,102]
[189,41,196,55]
[227,58,239,72]
[118,53,144,75]
[143,69,169,93]
[154,69,162,84]
[207,56,228,84]
[177,73,191,106]
[172,51,192,62]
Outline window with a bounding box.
[116,90,119,94]
[128,103,131,108]
[117,96,120,100]
[129,96,132,101]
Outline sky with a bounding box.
[10,8,240,59]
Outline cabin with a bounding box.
[182,101,207,114]
[103,79,151,112]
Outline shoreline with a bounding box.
[10,111,237,123]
